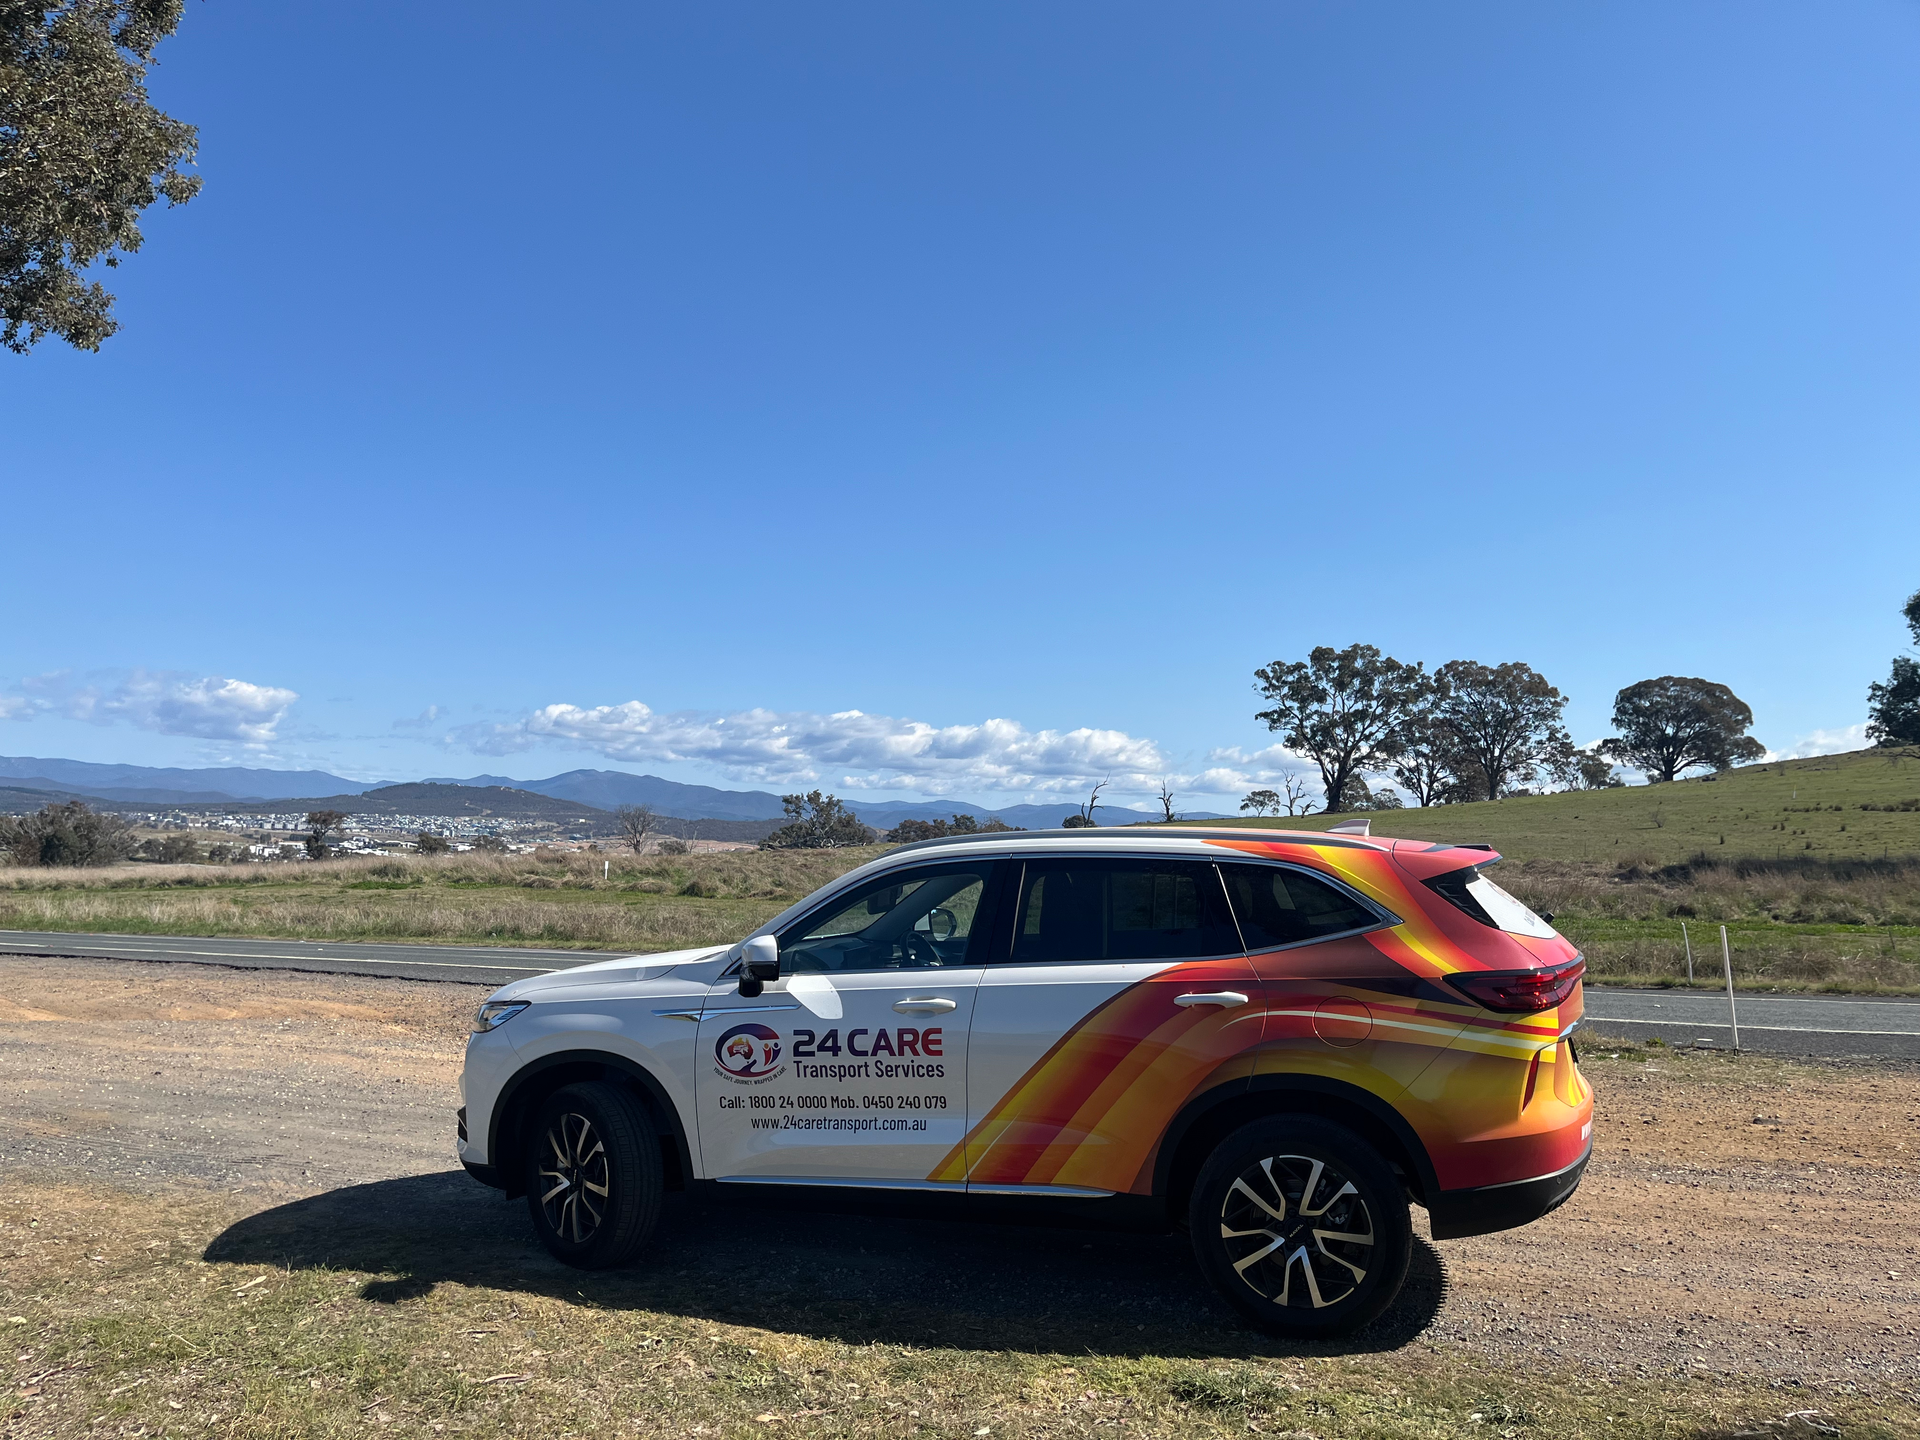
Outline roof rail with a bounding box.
[878,824,1388,857]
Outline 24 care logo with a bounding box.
[713,1022,785,1084]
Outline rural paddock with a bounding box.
[3,956,1917,1439]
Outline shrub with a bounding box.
[762,792,875,849]
[135,833,201,864]
[0,801,136,867]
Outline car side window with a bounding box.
[779,864,994,973]
[1006,858,1240,963]
[1217,861,1380,950]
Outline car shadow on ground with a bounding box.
[206,1170,1448,1359]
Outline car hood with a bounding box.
[487,944,732,1003]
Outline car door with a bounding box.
[695,860,1002,1185]
[956,856,1261,1197]
[1217,858,1468,1095]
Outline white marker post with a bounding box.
[1682,921,1694,983]
[1720,924,1740,1053]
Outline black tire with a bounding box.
[523,1081,662,1269]
[1187,1117,1411,1338]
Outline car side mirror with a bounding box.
[736,934,780,998]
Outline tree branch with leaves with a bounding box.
[1867,585,1920,747]
[1254,644,1430,816]
[2,0,202,352]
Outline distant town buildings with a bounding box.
[123,808,555,859]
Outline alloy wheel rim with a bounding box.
[537,1111,611,1243]
[1218,1153,1375,1309]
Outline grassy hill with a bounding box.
[1174,745,1920,864]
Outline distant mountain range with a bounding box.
[418,770,1223,828]
[0,755,1227,829]
[417,770,791,821]
[0,755,377,802]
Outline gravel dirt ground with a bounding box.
[2,956,1917,1418]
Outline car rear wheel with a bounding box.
[1188,1117,1411,1338]
[524,1082,662,1269]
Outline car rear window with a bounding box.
[1424,866,1557,938]
[1216,862,1380,950]
[1008,858,1241,962]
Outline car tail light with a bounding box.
[1445,958,1585,1014]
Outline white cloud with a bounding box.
[1763,723,1870,762]
[455,700,1171,795]
[393,704,446,730]
[1193,743,1322,795]
[4,669,299,746]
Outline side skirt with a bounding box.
[685,1179,1169,1232]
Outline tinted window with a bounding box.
[1008,859,1240,963]
[1218,861,1379,950]
[780,864,993,973]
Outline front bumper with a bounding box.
[1426,1143,1590,1240]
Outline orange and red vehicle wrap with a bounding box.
[930,835,1592,1199]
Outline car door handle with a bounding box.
[892,997,958,1015]
[1174,991,1249,1008]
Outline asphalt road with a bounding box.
[1580,987,1920,1061]
[0,928,624,987]
[3,928,1918,1060]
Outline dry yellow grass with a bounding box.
[0,848,888,952]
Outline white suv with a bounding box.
[457,826,1591,1336]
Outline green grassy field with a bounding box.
[1176,744,1920,864]
[1172,745,1920,993]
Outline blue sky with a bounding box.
[4,2,1918,809]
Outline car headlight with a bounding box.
[472,1000,530,1033]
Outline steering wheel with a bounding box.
[902,933,945,968]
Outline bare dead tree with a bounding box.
[615,804,658,853]
[1157,777,1177,823]
[1062,777,1109,829]
[1280,773,1318,817]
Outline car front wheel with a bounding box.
[1188,1117,1411,1337]
[524,1081,662,1269]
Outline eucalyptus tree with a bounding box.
[2,0,200,352]
[1254,644,1432,816]
[1432,660,1572,801]
[1602,676,1766,782]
